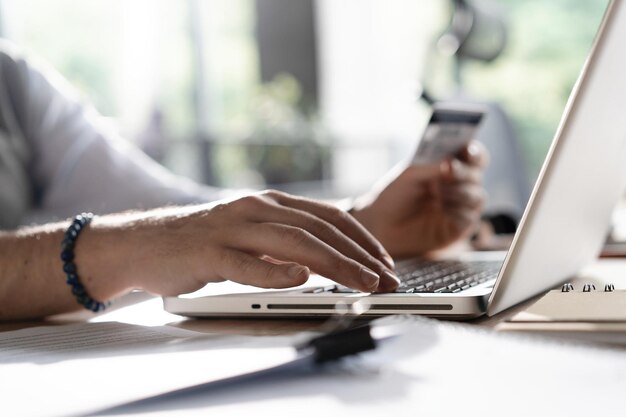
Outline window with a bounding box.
[0,0,610,200]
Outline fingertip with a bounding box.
[464,140,489,167]
[439,159,456,181]
[360,268,380,292]
[375,270,400,293]
[287,264,310,285]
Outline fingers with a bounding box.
[440,183,486,209]
[252,202,395,280]
[264,191,395,269]
[443,206,482,234]
[402,140,487,185]
[217,192,400,292]
[440,158,483,184]
[436,140,487,183]
[223,223,394,292]
[439,182,484,235]
[404,158,482,186]
[217,249,310,289]
[456,140,489,168]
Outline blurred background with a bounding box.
[0,0,610,217]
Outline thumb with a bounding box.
[402,162,444,183]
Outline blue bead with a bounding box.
[65,229,78,240]
[60,249,74,262]
[63,262,76,274]
[72,285,86,296]
[66,274,79,285]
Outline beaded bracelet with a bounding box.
[61,213,109,312]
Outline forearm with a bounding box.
[0,205,212,321]
[0,218,134,321]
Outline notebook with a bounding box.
[497,282,626,345]
[164,0,626,319]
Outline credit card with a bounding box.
[413,105,484,164]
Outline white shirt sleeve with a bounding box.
[6,46,229,223]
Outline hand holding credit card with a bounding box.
[413,104,485,165]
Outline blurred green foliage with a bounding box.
[462,0,609,179]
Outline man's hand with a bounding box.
[350,141,488,259]
[109,191,400,297]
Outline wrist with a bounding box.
[73,217,136,303]
[77,206,209,296]
[61,214,109,311]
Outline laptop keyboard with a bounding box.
[309,259,501,294]
[394,259,501,293]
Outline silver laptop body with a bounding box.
[164,0,626,319]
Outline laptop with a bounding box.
[164,0,626,319]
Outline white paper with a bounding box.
[0,322,204,363]
[6,316,626,417]
[0,322,297,417]
[102,317,626,417]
